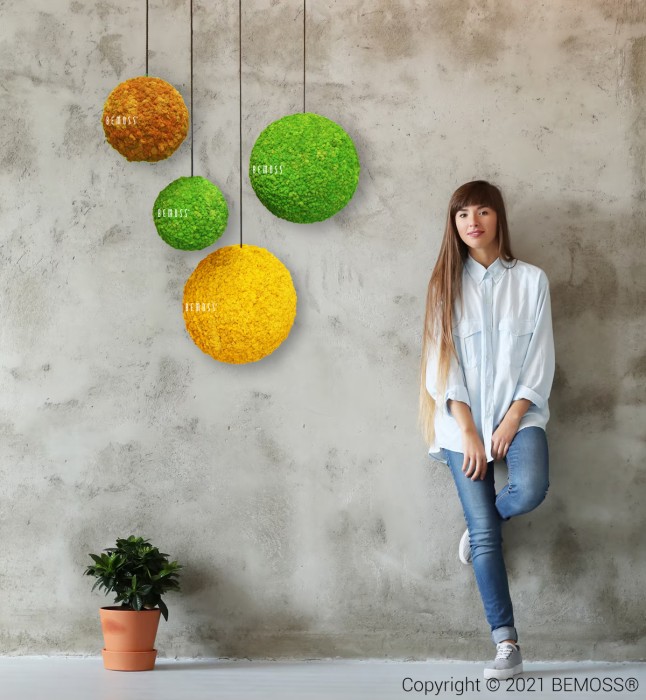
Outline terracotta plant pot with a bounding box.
[99,606,161,671]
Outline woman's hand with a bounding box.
[461,428,488,481]
[491,414,521,460]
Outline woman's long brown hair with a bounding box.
[418,181,516,446]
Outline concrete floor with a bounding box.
[0,657,644,700]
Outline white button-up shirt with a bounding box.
[426,254,555,464]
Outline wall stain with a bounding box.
[328,508,351,541]
[100,224,130,247]
[80,440,146,500]
[356,4,416,61]
[146,356,192,403]
[41,398,80,411]
[393,293,417,306]
[555,383,617,428]
[257,429,285,466]
[551,241,618,320]
[373,516,387,545]
[173,416,200,436]
[303,0,519,72]
[380,329,411,358]
[549,525,584,587]
[625,36,646,203]
[97,34,126,78]
[429,0,516,67]
[324,447,351,483]
[60,104,96,160]
[594,582,642,629]
[0,102,36,177]
[95,2,128,21]
[591,0,646,26]
[626,353,646,377]
[164,255,194,301]
[551,362,568,400]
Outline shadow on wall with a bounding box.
[497,197,646,646]
[172,565,326,659]
[522,201,641,433]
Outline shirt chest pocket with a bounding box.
[498,318,534,368]
[452,318,482,368]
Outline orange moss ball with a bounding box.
[102,76,189,162]
[183,245,297,364]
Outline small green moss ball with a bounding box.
[249,112,360,224]
[153,176,229,250]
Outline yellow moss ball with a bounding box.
[102,76,189,162]
[183,245,297,364]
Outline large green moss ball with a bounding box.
[153,176,229,250]
[249,112,360,224]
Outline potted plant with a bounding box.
[84,535,182,671]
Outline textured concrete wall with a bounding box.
[0,0,644,661]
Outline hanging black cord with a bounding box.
[145,0,149,76]
[190,0,194,177]
[239,0,243,247]
[303,0,306,113]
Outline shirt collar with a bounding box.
[464,254,507,285]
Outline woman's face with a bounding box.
[454,203,498,255]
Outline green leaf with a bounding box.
[85,536,182,617]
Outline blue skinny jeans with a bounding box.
[441,426,550,645]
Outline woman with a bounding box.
[419,180,555,680]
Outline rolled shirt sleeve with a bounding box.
[426,336,471,417]
[512,271,555,409]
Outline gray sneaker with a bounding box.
[458,528,472,565]
[483,642,523,679]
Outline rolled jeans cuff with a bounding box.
[492,625,518,645]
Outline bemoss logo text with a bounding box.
[105,115,137,125]
[157,208,190,218]
[251,163,284,175]
[184,302,217,312]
